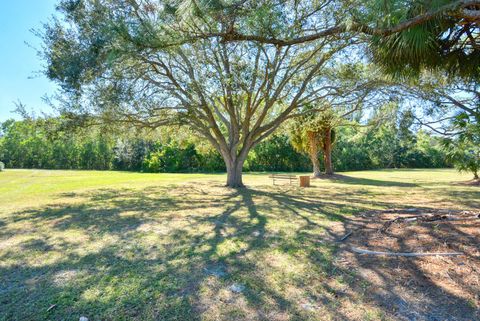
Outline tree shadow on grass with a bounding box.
[315,173,419,187]
[442,189,480,208]
[0,184,477,320]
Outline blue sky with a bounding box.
[0,0,58,121]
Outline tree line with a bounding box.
[0,113,449,173]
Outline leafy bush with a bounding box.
[198,150,225,172]
[443,137,480,179]
[0,118,450,173]
[143,143,200,172]
[247,135,310,172]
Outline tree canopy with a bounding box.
[40,0,479,186]
[42,0,372,187]
[290,107,338,177]
[366,0,480,80]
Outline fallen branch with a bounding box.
[381,213,480,232]
[339,231,353,241]
[351,247,463,257]
[47,304,57,312]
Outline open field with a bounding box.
[1,169,479,321]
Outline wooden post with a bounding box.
[298,175,310,187]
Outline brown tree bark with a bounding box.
[311,151,322,178]
[323,128,334,176]
[308,132,322,178]
[220,143,250,188]
[225,157,245,188]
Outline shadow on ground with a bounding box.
[313,173,419,187]
[0,183,478,320]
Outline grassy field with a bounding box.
[1,169,479,320]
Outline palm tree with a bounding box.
[290,107,337,177]
[366,0,480,80]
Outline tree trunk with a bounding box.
[308,133,322,178]
[310,152,322,178]
[323,128,334,176]
[225,156,246,188]
[474,170,479,180]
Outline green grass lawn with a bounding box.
[1,169,478,321]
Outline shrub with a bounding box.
[143,143,200,172]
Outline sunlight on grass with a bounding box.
[0,169,478,320]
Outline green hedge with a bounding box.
[0,119,449,173]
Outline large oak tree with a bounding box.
[43,0,472,186]
[42,0,363,187]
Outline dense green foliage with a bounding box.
[0,118,449,173]
[0,119,113,170]
[334,126,447,170]
[441,115,480,179]
[366,0,480,80]
[443,138,480,179]
[290,107,338,176]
